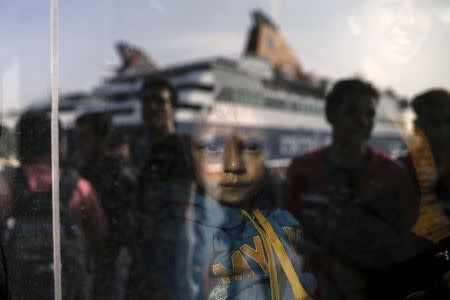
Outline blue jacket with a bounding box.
[129,183,315,300]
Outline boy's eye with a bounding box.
[206,143,222,152]
[197,141,224,153]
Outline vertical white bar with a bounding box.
[50,0,62,299]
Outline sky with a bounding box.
[1,0,450,114]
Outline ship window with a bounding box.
[266,97,286,109]
[216,87,234,101]
[239,90,265,106]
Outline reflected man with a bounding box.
[286,79,418,300]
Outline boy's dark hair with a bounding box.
[76,112,113,138]
[140,76,178,107]
[325,78,380,122]
[16,111,62,164]
[0,124,15,158]
[411,88,450,119]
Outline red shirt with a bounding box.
[286,145,419,298]
[286,145,418,238]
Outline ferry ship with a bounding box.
[3,10,410,169]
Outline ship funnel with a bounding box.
[244,9,303,79]
[115,41,159,77]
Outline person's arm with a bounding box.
[0,175,13,226]
[69,178,108,299]
[69,178,108,252]
[0,175,12,298]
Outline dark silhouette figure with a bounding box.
[396,89,450,299]
[75,111,137,299]
[0,111,107,300]
[286,79,419,300]
[126,77,195,299]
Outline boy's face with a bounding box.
[330,93,377,147]
[192,127,266,207]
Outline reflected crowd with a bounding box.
[0,76,449,299]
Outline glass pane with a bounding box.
[59,1,450,299]
[3,0,449,299]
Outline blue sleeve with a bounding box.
[269,209,302,229]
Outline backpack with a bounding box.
[1,166,87,300]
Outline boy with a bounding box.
[129,119,315,299]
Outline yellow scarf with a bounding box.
[408,129,450,243]
[241,209,312,300]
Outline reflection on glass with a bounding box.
[1,1,449,299]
